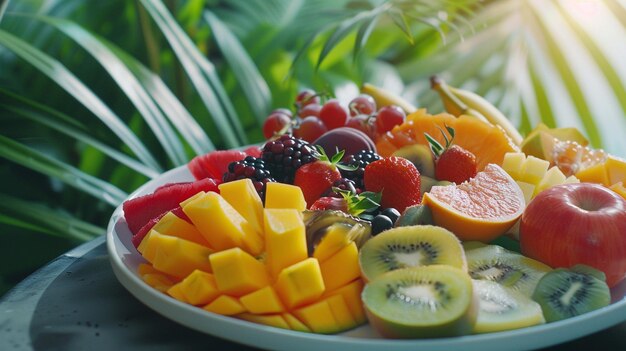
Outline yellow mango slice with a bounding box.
[293,299,338,334]
[282,313,310,332]
[138,263,159,276]
[265,183,307,211]
[325,294,357,331]
[142,273,175,292]
[264,209,308,279]
[209,248,270,297]
[137,229,159,261]
[238,313,290,330]
[606,155,626,185]
[152,211,210,247]
[203,295,246,315]
[179,191,207,208]
[149,231,213,279]
[240,286,285,314]
[275,258,325,309]
[323,279,367,324]
[176,270,220,305]
[183,192,263,255]
[575,162,610,185]
[166,283,188,303]
[313,223,352,262]
[610,182,626,199]
[219,179,264,235]
[319,242,360,292]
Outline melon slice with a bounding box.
[188,150,247,180]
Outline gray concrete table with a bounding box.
[1,236,626,351]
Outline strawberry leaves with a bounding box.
[334,188,381,218]
[425,124,455,158]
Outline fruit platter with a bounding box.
[107,78,626,351]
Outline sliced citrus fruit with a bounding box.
[541,135,608,177]
[422,164,524,242]
[376,110,519,171]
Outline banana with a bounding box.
[361,83,417,114]
[431,76,523,147]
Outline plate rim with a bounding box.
[106,165,626,351]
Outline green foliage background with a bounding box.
[1,0,625,296]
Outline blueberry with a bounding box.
[381,208,401,224]
[372,215,393,236]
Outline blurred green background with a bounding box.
[1,0,625,296]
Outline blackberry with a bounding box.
[342,150,382,189]
[261,134,316,183]
[223,156,275,199]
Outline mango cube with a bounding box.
[142,273,175,292]
[166,284,188,303]
[606,156,626,185]
[501,152,526,180]
[238,313,290,330]
[264,209,308,279]
[183,192,263,255]
[323,279,366,324]
[282,313,310,332]
[219,179,264,235]
[203,295,246,315]
[534,166,567,197]
[275,258,325,309]
[293,299,338,334]
[610,182,626,199]
[520,156,550,185]
[240,286,285,314]
[515,181,535,205]
[138,263,159,276]
[152,211,210,247]
[313,223,352,262]
[209,248,269,297]
[265,183,307,211]
[320,242,360,292]
[175,270,220,305]
[325,294,357,331]
[148,231,213,279]
[575,162,609,185]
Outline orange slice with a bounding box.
[423,164,524,242]
[376,110,519,170]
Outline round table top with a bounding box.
[1,236,626,351]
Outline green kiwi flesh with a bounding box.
[465,244,552,296]
[472,279,545,333]
[362,265,477,338]
[392,144,436,178]
[359,225,467,282]
[531,266,610,322]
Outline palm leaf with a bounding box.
[140,0,246,148]
[0,29,162,172]
[204,10,271,125]
[0,194,102,241]
[0,134,127,206]
[36,16,188,166]
[0,0,9,24]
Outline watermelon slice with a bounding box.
[123,177,220,235]
[188,150,247,180]
[243,145,262,158]
[132,211,168,248]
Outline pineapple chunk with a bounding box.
[606,155,626,185]
[610,182,626,199]
[520,156,550,185]
[219,179,264,236]
[563,175,580,184]
[209,248,269,297]
[265,183,307,211]
[534,167,567,197]
[575,162,609,185]
[515,181,535,205]
[501,152,526,180]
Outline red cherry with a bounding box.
[346,114,377,140]
[376,105,405,134]
[349,94,377,116]
[295,89,320,108]
[263,112,291,139]
[319,99,349,130]
[299,104,322,118]
[294,116,328,142]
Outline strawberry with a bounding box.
[363,156,421,213]
[294,147,354,207]
[425,125,477,184]
[310,197,348,212]
[311,190,381,217]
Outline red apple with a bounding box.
[520,183,626,287]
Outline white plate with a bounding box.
[107,165,626,351]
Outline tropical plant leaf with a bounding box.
[140,0,246,148]
[387,8,415,45]
[204,10,271,124]
[0,29,162,172]
[37,15,188,166]
[0,134,128,206]
[0,0,9,24]
[0,194,102,241]
[353,13,379,62]
[0,98,160,178]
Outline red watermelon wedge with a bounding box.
[188,150,247,180]
[123,177,220,235]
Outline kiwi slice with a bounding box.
[359,225,466,282]
[395,205,434,227]
[472,279,545,333]
[532,265,610,322]
[465,244,552,296]
[392,144,435,178]
[362,265,477,338]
